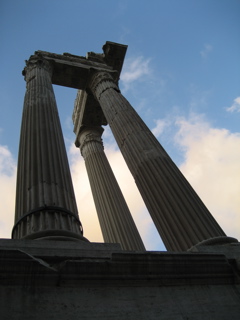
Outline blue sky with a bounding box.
[0,0,239,250]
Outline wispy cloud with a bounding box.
[120,56,151,92]
[119,26,131,43]
[226,97,240,113]
[152,118,171,138]
[200,44,213,59]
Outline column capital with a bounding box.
[87,70,120,100]
[78,126,104,158]
[22,54,53,82]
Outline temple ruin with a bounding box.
[1,41,239,319]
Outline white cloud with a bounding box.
[152,118,171,138]
[174,114,240,240]
[120,56,151,92]
[226,97,240,113]
[200,44,213,59]
[0,145,16,238]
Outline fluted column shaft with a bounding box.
[88,71,226,251]
[13,56,85,241]
[77,126,145,251]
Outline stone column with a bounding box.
[12,55,86,241]
[87,71,227,251]
[76,126,145,251]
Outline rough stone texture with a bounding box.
[0,239,240,320]
[1,285,240,320]
[75,125,145,251]
[87,70,227,251]
[13,56,85,241]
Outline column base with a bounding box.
[21,230,89,242]
[191,236,238,248]
[12,206,84,240]
[188,236,240,261]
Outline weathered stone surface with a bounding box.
[32,41,127,89]
[2,284,240,320]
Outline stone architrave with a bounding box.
[74,124,145,251]
[12,55,86,241]
[87,70,226,251]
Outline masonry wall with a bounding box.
[1,284,240,320]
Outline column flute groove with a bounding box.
[13,54,87,242]
[74,123,145,251]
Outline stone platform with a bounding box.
[1,239,240,319]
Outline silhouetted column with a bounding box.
[75,125,145,251]
[87,71,227,251]
[12,55,86,241]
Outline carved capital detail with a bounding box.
[22,54,53,82]
[79,127,104,158]
[88,70,119,100]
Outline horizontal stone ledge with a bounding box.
[0,239,122,256]
[0,245,238,287]
[30,40,127,89]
